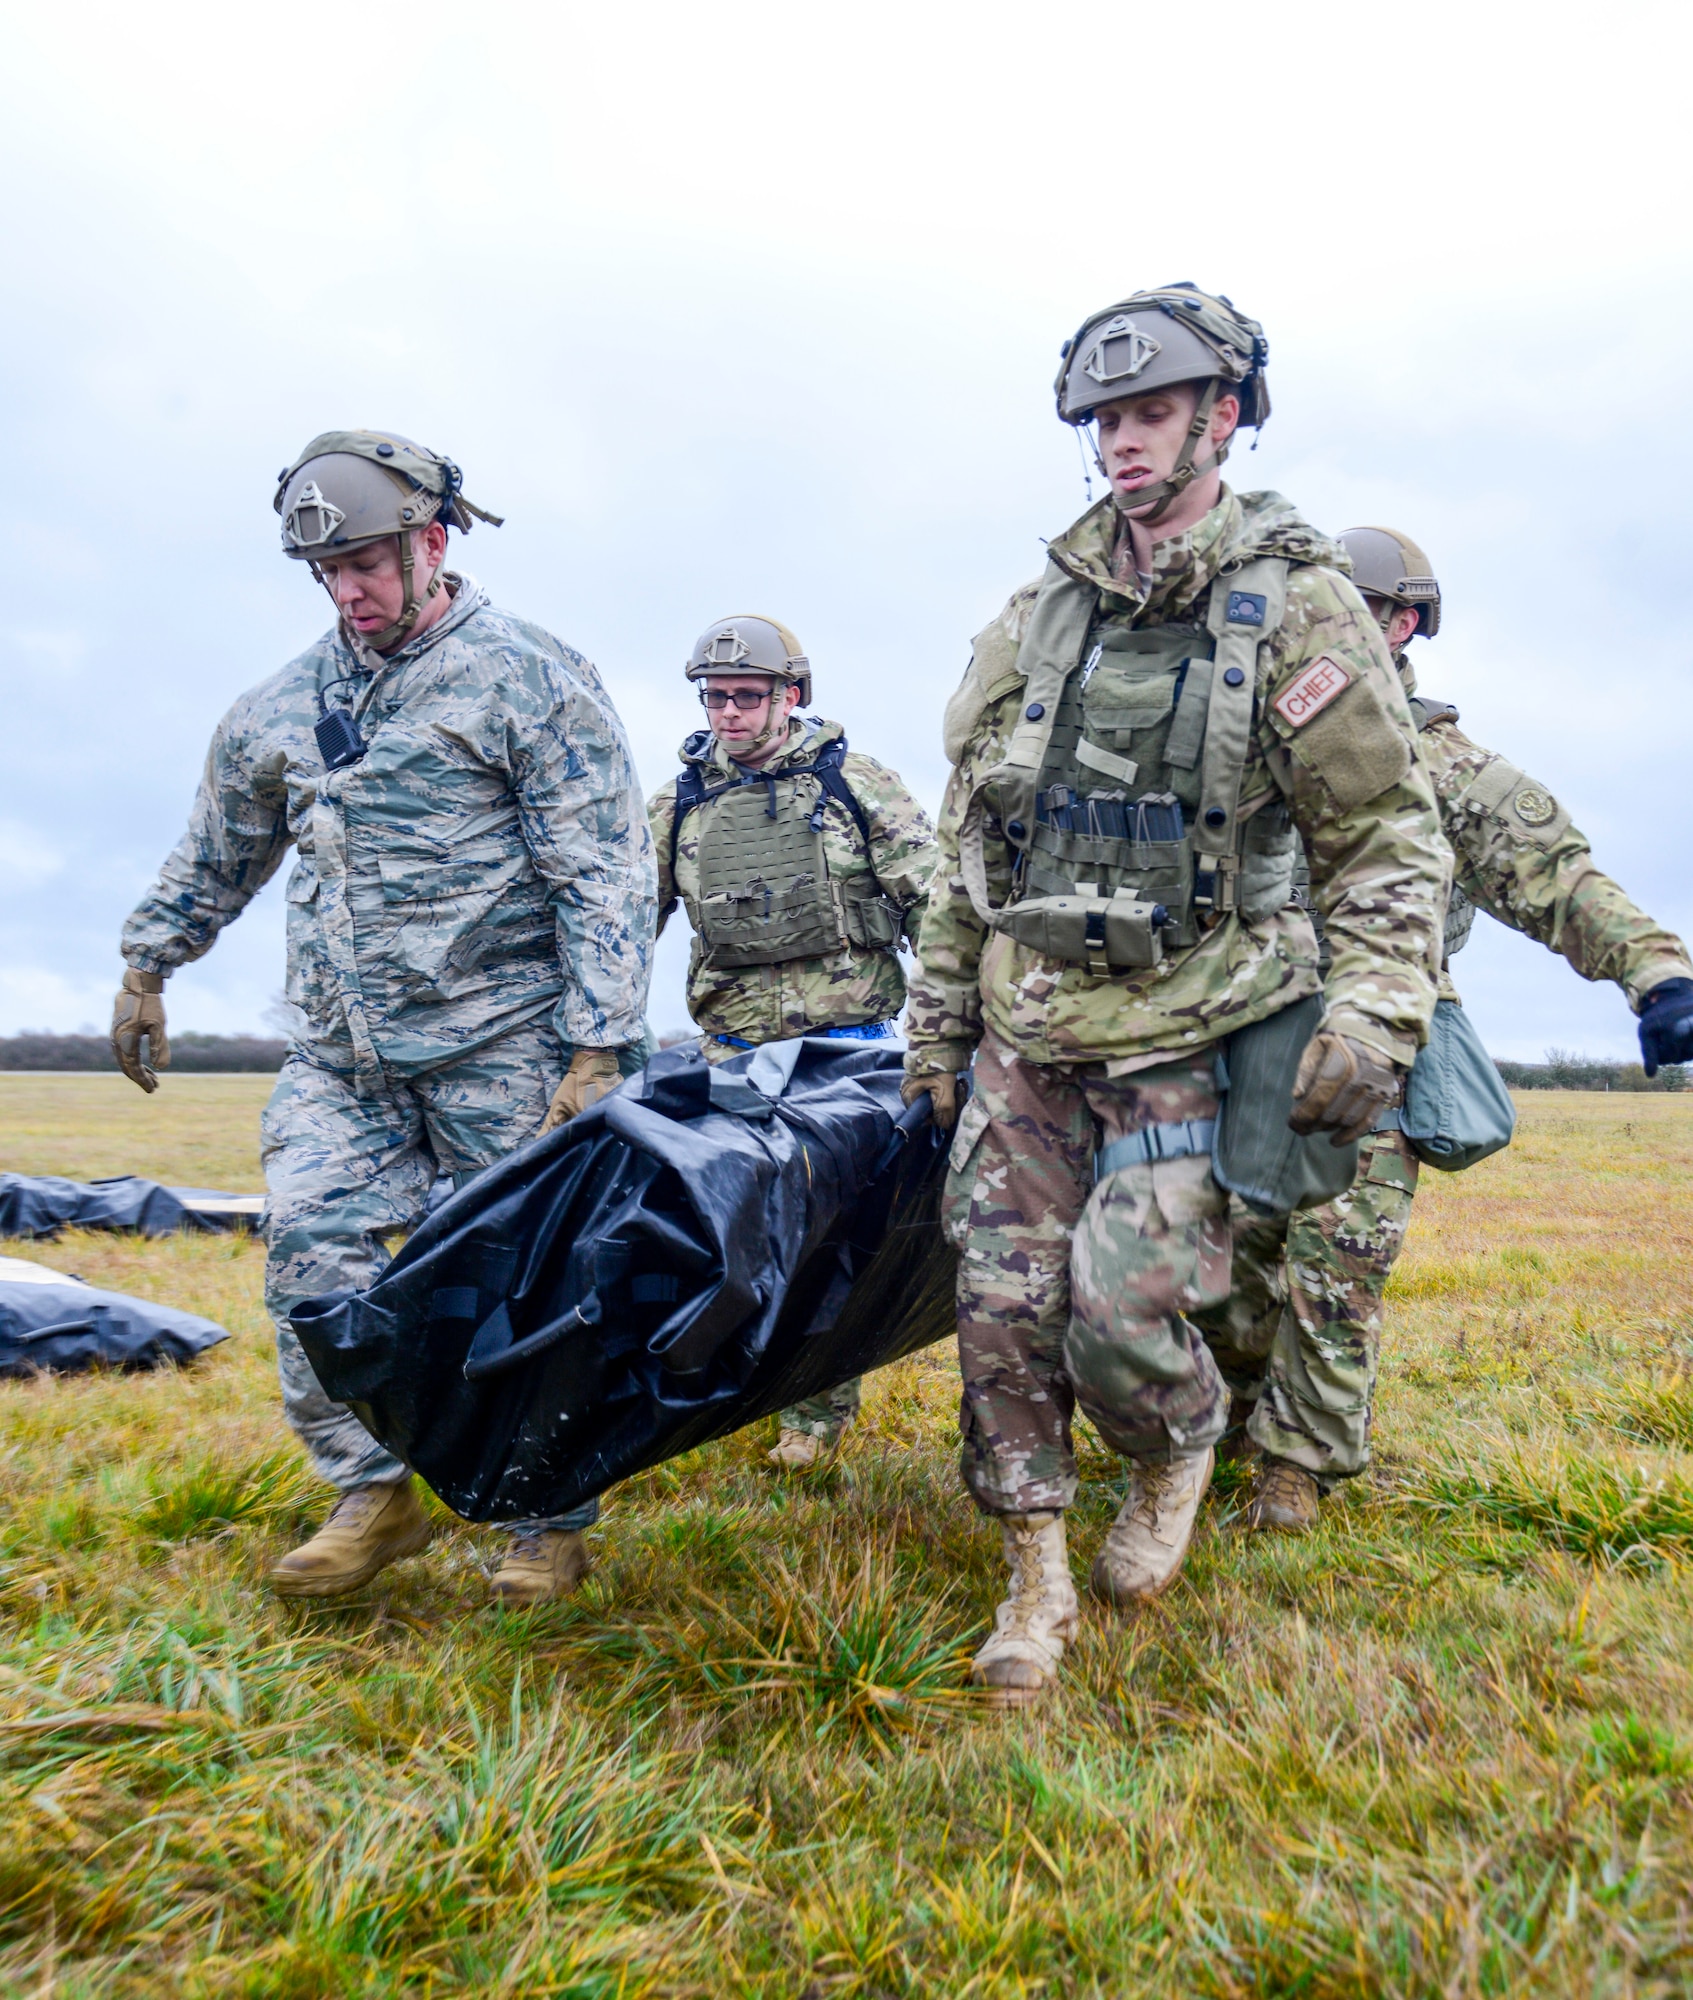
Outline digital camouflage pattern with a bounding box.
[907,487,1449,1079]
[649,716,935,1043]
[1218,669,1693,1479]
[945,1029,1232,1516]
[123,575,656,1083]
[262,1017,619,1528]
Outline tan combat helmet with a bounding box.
[1054,284,1270,522]
[273,430,503,651]
[1340,526,1442,639]
[686,615,812,749]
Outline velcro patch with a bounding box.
[1273,655,1354,729]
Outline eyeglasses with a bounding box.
[699,688,773,712]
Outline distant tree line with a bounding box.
[1495,1048,1688,1092]
[0,1032,288,1073]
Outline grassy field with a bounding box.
[2,1076,1693,1995]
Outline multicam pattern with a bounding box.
[945,1030,1233,1516]
[1215,673,1693,1481]
[122,575,656,1083]
[907,487,1448,1078]
[261,1019,607,1527]
[649,717,935,1043]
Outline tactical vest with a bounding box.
[673,733,904,972]
[958,554,1299,973]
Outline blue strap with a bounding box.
[1372,1106,1404,1133]
[1095,1118,1217,1179]
[713,1020,894,1050]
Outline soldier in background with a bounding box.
[647,616,935,1467]
[113,432,655,1606]
[1207,526,1693,1530]
[901,287,1450,1706]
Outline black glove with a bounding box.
[1639,977,1693,1078]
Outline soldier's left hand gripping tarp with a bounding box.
[289,1040,957,1522]
[0,1257,230,1376]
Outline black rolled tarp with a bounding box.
[0,1256,230,1375]
[0,1175,265,1239]
[291,1039,958,1521]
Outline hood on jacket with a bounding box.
[1046,488,1350,619]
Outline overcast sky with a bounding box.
[2,0,1689,1058]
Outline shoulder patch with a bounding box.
[1273,655,1354,729]
[1511,782,1558,828]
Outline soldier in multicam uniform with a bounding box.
[112,432,655,1605]
[900,286,1450,1707]
[1207,525,1693,1532]
[647,616,936,1467]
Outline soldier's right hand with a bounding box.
[1287,1031,1399,1147]
[111,969,170,1093]
[900,1069,959,1133]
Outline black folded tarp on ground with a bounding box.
[0,1174,264,1239]
[291,1039,958,1521]
[0,1255,230,1375]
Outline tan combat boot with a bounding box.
[269,1478,433,1599]
[1091,1448,1214,1605]
[1243,1456,1320,1533]
[768,1428,827,1470]
[970,1512,1080,1709]
[490,1528,592,1607]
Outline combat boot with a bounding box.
[491,1528,591,1606]
[269,1478,433,1599]
[1091,1448,1214,1605]
[1243,1456,1320,1533]
[970,1512,1079,1709]
[768,1427,828,1469]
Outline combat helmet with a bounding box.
[686,615,812,748]
[273,430,504,651]
[1054,284,1270,522]
[1340,526,1442,639]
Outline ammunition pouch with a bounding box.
[997,891,1167,973]
[842,893,904,951]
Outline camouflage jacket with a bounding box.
[1403,664,1693,1009]
[906,488,1449,1075]
[122,575,656,1083]
[649,716,935,1042]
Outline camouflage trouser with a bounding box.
[698,1032,864,1446]
[1196,1128,1420,1481]
[944,1028,1233,1517]
[261,1020,599,1530]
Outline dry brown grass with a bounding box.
[2,1084,1692,1995]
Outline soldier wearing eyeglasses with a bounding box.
[646,616,937,1468]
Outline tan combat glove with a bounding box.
[111,969,170,1093]
[539,1047,623,1135]
[1287,1031,1402,1146]
[900,1069,959,1133]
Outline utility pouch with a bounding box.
[997,891,1167,973]
[843,893,903,950]
[1396,997,1516,1171]
[1212,992,1361,1215]
[698,878,841,970]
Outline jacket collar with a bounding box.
[679,714,845,775]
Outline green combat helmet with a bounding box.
[1054,284,1270,523]
[273,431,504,651]
[1339,525,1442,640]
[686,615,812,750]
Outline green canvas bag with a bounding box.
[1395,997,1516,1171]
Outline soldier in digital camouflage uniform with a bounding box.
[1203,525,1693,1531]
[647,616,935,1467]
[900,287,1449,1706]
[113,432,655,1606]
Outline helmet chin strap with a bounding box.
[1110,378,1230,528]
[317,528,445,657]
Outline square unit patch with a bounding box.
[1225,590,1267,626]
[1273,655,1355,729]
